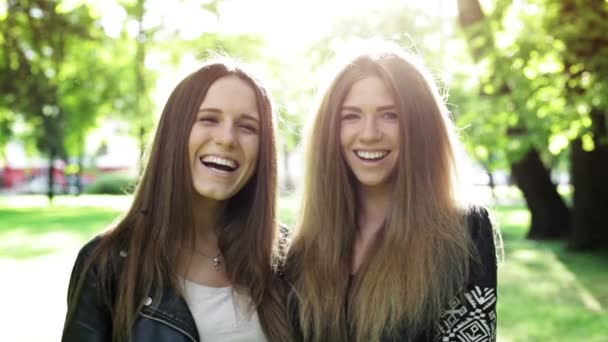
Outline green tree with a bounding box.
[115,0,265,174]
[544,0,608,249]
[455,0,572,239]
[455,0,608,249]
[60,35,125,193]
[0,0,101,200]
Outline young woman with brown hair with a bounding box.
[62,59,291,342]
[286,42,500,342]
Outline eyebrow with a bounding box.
[198,108,259,122]
[340,105,397,112]
[239,113,260,123]
[198,107,221,114]
[377,105,397,111]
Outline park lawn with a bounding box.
[0,195,129,258]
[493,204,608,341]
[0,194,606,341]
[0,193,301,259]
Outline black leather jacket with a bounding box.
[62,227,290,342]
[62,237,200,342]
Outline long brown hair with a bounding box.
[287,42,475,341]
[65,59,291,341]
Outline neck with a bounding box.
[356,182,392,234]
[192,195,227,250]
[178,195,231,287]
[350,182,393,274]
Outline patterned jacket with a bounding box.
[430,206,497,342]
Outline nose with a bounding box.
[360,116,382,142]
[214,122,237,148]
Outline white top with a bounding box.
[182,279,267,342]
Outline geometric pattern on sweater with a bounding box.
[434,286,497,342]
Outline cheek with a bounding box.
[339,125,351,148]
[389,125,401,144]
[187,127,200,156]
[187,138,195,162]
[245,136,260,165]
[339,130,354,164]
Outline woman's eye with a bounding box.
[342,113,359,121]
[198,116,218,124]
[382,112,398,119]
[240,124,258,133]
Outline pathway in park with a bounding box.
[0,249,77,342]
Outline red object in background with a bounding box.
[1,164,128,190]
[2,166,26,188]
[0,166,65,189]
[53,167,67,187]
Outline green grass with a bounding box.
[0,194,300,259]
[0,193,606,341]
[492,203,608,341]
[0,195,127,259]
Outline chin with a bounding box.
[205,194,232,201]
[356,176,390,187]
[194,187,235,201]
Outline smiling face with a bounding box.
[339,75,400,190]
[188,75,260,201]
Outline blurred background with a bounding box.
[0,0,606,341]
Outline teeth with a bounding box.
[201,155,237,169]
[355,151,388,160]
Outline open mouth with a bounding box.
[355,150,389,161]
[200,155,239,172]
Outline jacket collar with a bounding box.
[115,244,199,342]
[139,284,199,342]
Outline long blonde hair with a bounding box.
[287,43,475,341]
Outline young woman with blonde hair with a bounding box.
[286,42,499,341]
[62,59,290,342]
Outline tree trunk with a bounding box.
[570,110,608,250]
[510,149,571,239]
[76,153,83,195]
[47,148,55,202]
[135,0,146,176]
[457,0,571,239]
[457,0,490,58]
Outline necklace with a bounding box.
[193,249,222,271]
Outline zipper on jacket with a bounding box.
[139,311,198,342]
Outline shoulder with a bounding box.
[76,235,104,261]
[276,223,291,258]
[464,204,498,287]
[433,206,499,341]
[466,205,493,236]
[67,236,106,297]
[274,224,291,277]
[64,235,116,340]
[278,224,291,247]
[68,233,126,296]
[465,205,496,253]
[70,235,104,282]
[72,233,124,272]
